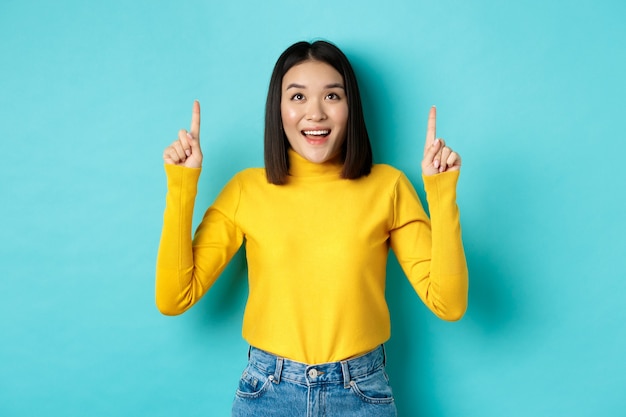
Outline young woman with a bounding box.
[157,40,468,417]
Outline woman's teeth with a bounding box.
[302,130,330,136]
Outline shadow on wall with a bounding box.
[386,240,521,416]
[464,241,521,336]
[188,247,249,336]
[385,255,434,416]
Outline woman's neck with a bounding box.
[287,148,343,178]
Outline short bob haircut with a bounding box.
[264,40,373,185]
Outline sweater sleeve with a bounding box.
[389,170,468,321]
[155,165,244,315]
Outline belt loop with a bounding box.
[381,344,387,366]
[340,360,351,388]
[273,357,284,384]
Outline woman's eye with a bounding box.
[291,93,305,101]
[326,92,341,100]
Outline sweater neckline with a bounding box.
[288,149,343,178]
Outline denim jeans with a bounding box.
[231,345,397,417]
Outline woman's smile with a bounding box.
[302,128,331,144]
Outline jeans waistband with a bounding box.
[247,345,386,388]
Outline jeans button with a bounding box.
[308,369,318,378]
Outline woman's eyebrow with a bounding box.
[285,83,345,90]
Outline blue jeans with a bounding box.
[231,345,397,417]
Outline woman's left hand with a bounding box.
[422,106,462,176]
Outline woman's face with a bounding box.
[281,60,348,164]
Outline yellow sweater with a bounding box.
[156,150,468,364]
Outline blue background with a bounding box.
[1,0,625,415]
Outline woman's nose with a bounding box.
[305,99,327,121]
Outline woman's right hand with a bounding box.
[163,100,203,168]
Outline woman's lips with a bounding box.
[302,129,330,145]
[305,136,328,145]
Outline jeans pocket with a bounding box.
[349,368,395,405]
[235,364,272,399]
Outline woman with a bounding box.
[157,40,468,417]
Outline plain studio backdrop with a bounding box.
[1,0,625,416]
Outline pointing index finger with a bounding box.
[189,100,201,140]
[424,105,436,154]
